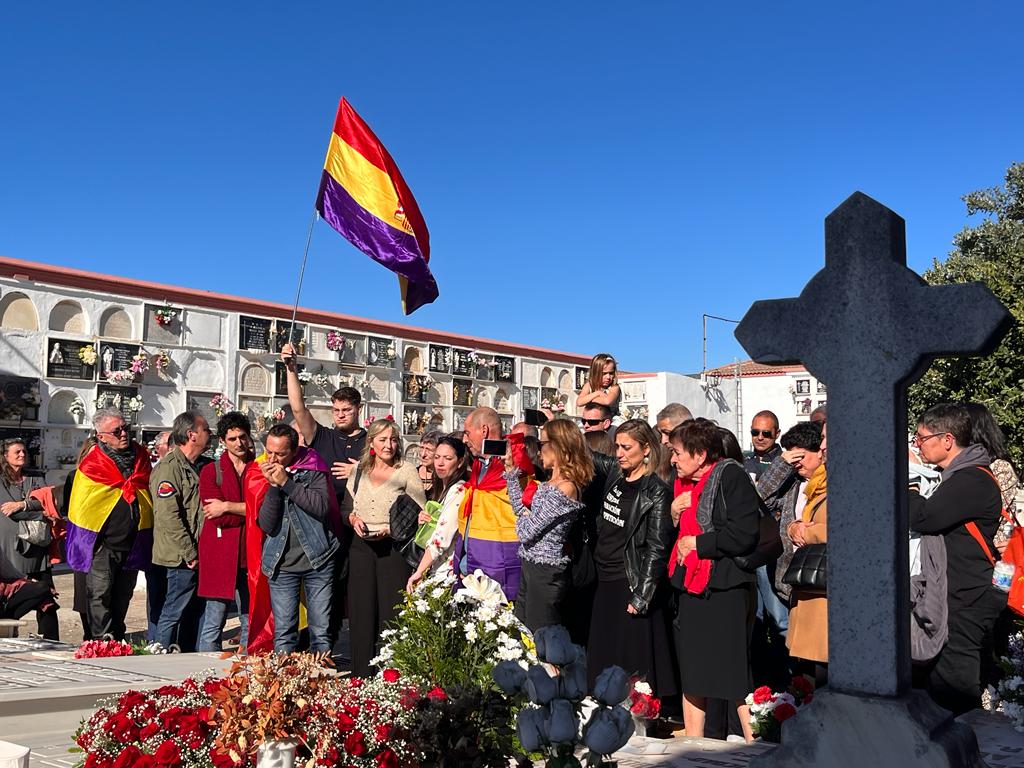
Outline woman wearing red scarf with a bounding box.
[668,419,760,742]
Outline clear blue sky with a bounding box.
[2,2,1021,373]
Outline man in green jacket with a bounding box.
[150,410,210,649]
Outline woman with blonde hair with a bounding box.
[341,418,426,676]
[586,419,676,699]
[505,419,594,631]
[576,353,621,416]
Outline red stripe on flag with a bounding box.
[331,98,431,262]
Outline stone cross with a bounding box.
[736,193,1010,767]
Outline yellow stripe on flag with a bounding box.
[323,134,411,234]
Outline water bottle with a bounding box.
[993,560,1015,593]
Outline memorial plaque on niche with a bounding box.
[98,342,141,379]
[523,387,539,410]
[144,304,181,345]
[341,335,365,365]
[452,348,474,377]
[428,344,452,373]
[475,357,494,381]
[452,378,474,407]
[47,338,96,381]
[275,362,304,397]
[367,337,395,367]
[0,376,41,421]
[274,321,307,354]
[402,374,430,403]
[575,366,589,391]
[96,385,140,423]
[239,316,273,351]
[494,356,515,383]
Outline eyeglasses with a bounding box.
[912,432,948,446]
[751,429,775,438]
[99,426,128,437]
[581,418,605,427]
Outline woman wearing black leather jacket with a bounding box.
[586,419,678,699]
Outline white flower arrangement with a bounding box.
[997,627,1024,730]
[69,396,86,418]
[105,370,136,386]
[297,370,313,383]
[126,395,144,413]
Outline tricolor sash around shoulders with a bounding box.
[66,444,153,572]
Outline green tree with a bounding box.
[908,162,1024,465]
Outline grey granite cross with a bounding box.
[736,192,1011,767]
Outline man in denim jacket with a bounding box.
[257,424,337,653]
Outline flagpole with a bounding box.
[287,209,319,343]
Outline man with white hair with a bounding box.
[66,408,154,640]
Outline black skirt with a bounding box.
[675,583,755,701]
[587,578,678,699]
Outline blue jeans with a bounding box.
[267,559,334,653]
[755,564,789,636]
[144,565,167,643]
[156,566,198,649]
[198,580,250,652]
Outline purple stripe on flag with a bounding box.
[126,528,153,571]
[316,171,439,310]
[452,533,522,602]
[65,522,98,573]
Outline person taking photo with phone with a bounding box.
[454,407,530,601]
[341,418,425,677]
[504,419,593,631]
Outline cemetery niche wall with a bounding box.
[0,261,592,483]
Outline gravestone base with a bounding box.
[749,690,986,768]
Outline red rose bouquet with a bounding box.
[73,678,215,768]
[628,677,661,720]
[744,677,815,742]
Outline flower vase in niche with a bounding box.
[256,739,298,768]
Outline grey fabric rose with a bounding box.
[526,664,559,705]
[517,705,551,752]
[534,625,575,665]
[583,705,634,755]
[560,660,588,701]
[493,660,528,696]
[592,665,631,706]
[547,698,578,744]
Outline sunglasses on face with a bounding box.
[751,429,775,438]
[581,418,605,427]
[100,426,129,437]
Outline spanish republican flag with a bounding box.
[316,98,438,314]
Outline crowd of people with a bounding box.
[0,349,1015,738]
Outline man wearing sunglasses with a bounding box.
[66,408,154,641]
[580,403,613,434]
[744,410,782,482]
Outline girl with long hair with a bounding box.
[505,419,594,630]
[406,434,472,590]
[576,353,621,415]
[342,418,426,677]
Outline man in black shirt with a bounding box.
[909,403,1003,715]
[281,342,365,655]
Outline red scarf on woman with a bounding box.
[668,461,718,595]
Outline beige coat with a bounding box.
[786,493,828,663]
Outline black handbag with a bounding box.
[781,543,827,592]
[389,494,425,569]
[712,483,783,573]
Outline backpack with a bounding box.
[967,467,1024,618]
